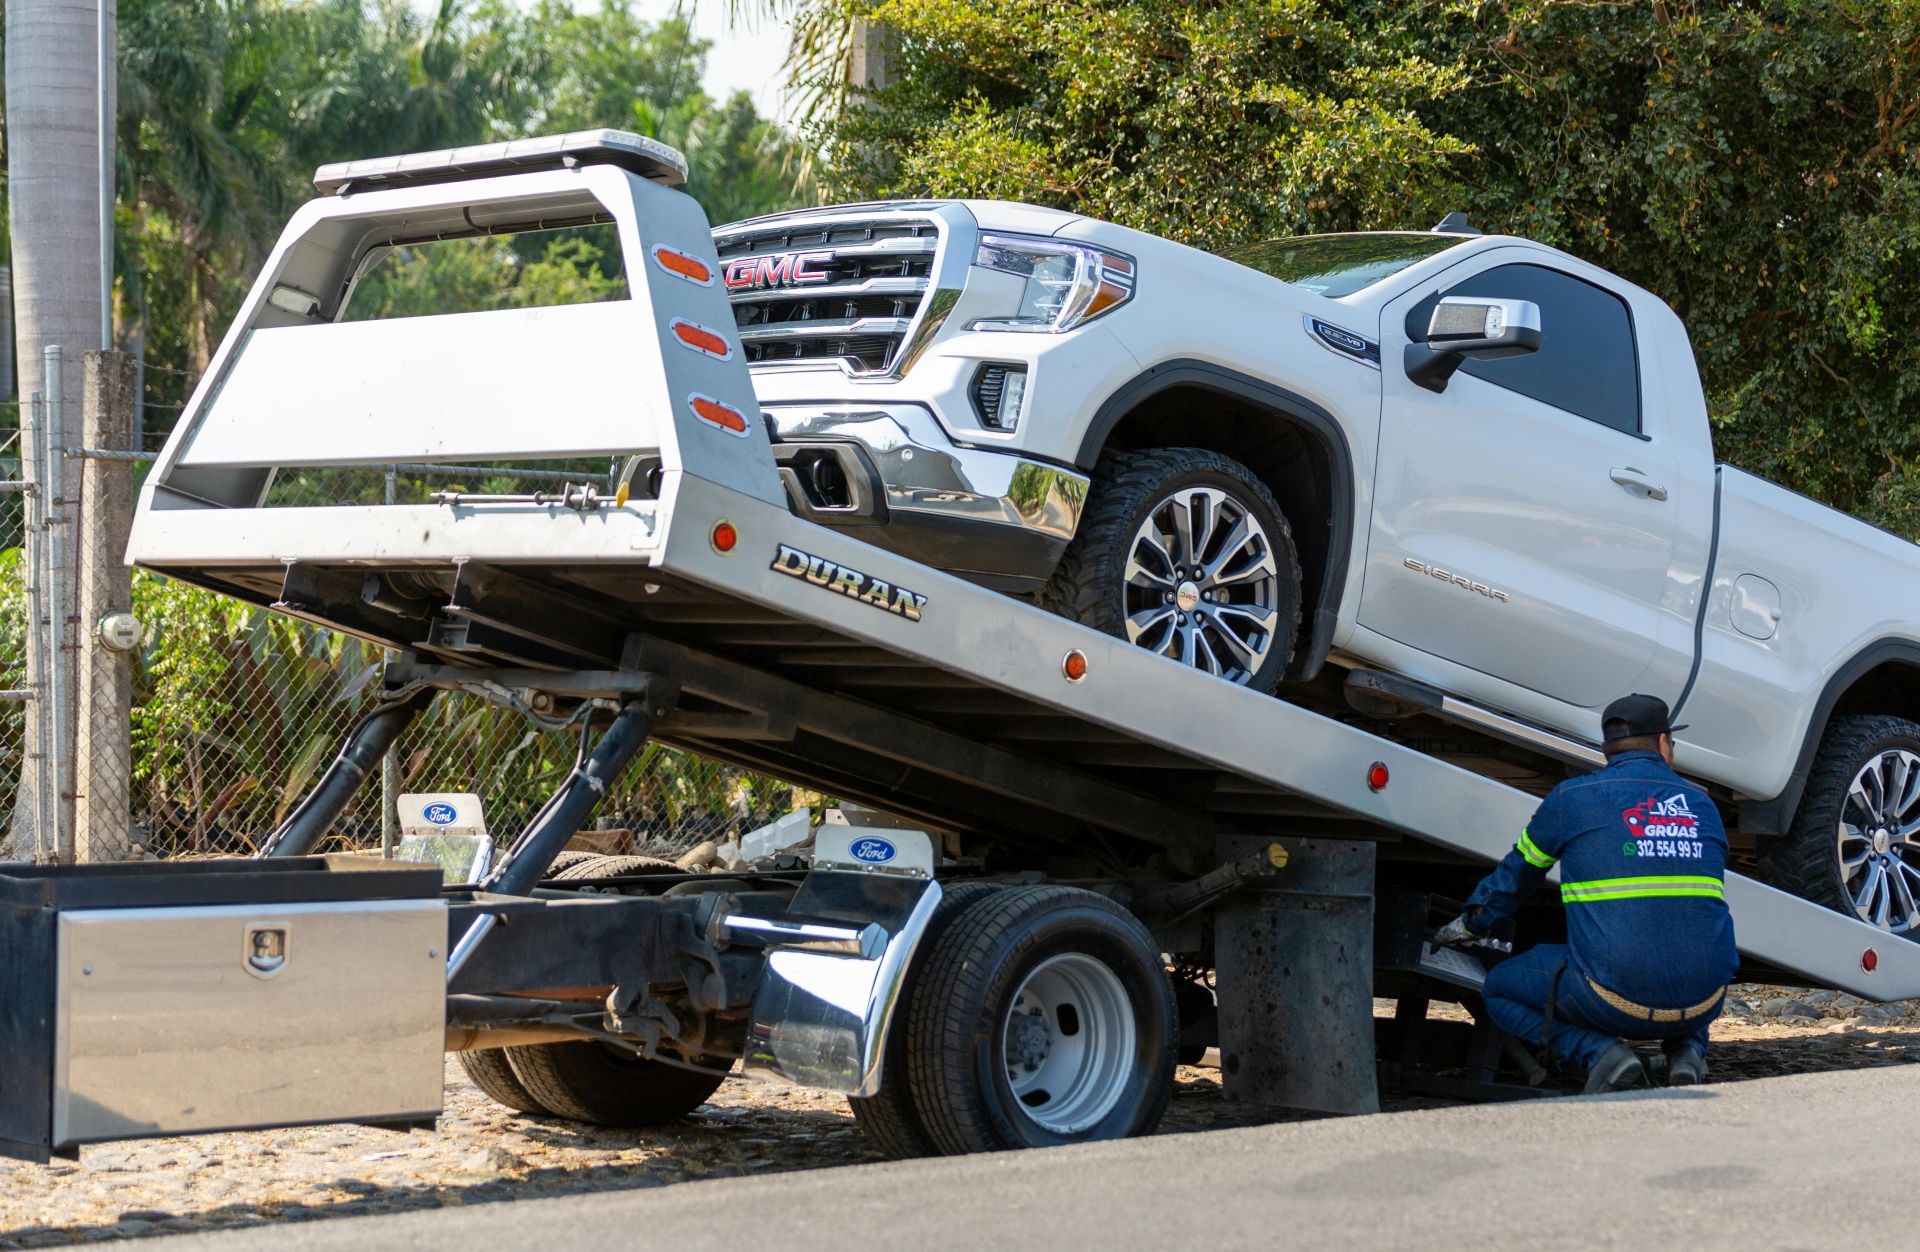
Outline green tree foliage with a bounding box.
[821,0,1920,536]
[825,0,1471,245]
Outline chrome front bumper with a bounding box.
[763,404,1088,590]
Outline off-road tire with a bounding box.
[503,1042,727,1126]
[1038,447,1302,695]
[457,1048,549,1115]
[848,881,1001,1159]
[1763,714,1920,933]
[550,853,680,881]
[903,885,1177,1154]
[540,849,601,879]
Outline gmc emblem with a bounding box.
[724,249,834,291]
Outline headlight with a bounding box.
[970,233,1136,333]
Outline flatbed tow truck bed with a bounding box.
[7,131,1910,1164]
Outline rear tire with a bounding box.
[848,881,1000,1159]
[503,1042,727,1126]
[1765,714,1920,936]
[457,1049,548,1115]
[1039,447,1301,695]
[541,849,601,878]
[550,853,680,882]
[904,885,1176,1154]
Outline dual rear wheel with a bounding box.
[457,1044,726,1126]
[458,871,1176,1154]
[857,883,1177,1158]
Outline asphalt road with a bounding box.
[160,1066,1909,1251]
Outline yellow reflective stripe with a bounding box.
[1516,830,1555,869]
[1564,887,1726,902]
[1561,875,1724,904]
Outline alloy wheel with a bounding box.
[1837,748,1920,933]
[1122,486,1280,684]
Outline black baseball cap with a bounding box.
[1601,693,1687,744]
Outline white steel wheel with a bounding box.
[902,884,1176,1154]
[1002,953,1137,1135]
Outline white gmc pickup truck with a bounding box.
[715,200,1920,935]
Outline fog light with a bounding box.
[972,364,1028,431]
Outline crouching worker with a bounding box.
[1434,694,1739,1093]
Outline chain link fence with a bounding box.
[4,360,797,864]
[0,426,27,837]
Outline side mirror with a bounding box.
[1405,297,1542,393]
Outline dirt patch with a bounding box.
[1,984,1913,1248]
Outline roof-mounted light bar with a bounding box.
[312,129,688,196]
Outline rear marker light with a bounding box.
[710,520,738,553]
[1863,948,1879,973]
[653,245,714,286]
[689,393,749,437]
[1367,762,1390,792]
[671,319,734,360]
[1062,650,1089,683]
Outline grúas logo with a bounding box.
[850,837,897,865]
[1621,792,1704,860]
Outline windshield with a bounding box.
[1224,233,1467,298]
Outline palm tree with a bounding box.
[3,0,112,859]
[724,0,888,122]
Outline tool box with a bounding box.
[0,856,445,1162]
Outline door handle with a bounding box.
[1609,467,1669,501]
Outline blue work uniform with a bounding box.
[1466,750,1740,1068]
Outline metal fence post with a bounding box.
[73,351,137,861]
[44,345,75,862]
[381,464,398,858]
[8,393,56,862]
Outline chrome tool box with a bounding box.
[0,856,446,1162]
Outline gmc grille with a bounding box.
[712,214,940,374]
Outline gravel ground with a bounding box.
[2,985,1916,1248]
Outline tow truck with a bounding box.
[4,130,1914,1164]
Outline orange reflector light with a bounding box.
[1864,948,1879,972]
[671,319,733,360]
[653,245,714,285]
[1085,279,1131,320]
[689,393,749,437]
[1367,762,1390,792]
[1062,649,1089,683]
[710,520,738,553]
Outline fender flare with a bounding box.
[1739,637,1920,835]
[1074,359,1357,681]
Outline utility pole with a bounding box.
[849,18,895,97]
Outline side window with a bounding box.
[1405,263,1642,435]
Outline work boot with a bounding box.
[1664,1044,1707,1087]
[1582,1040,1649,1094]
